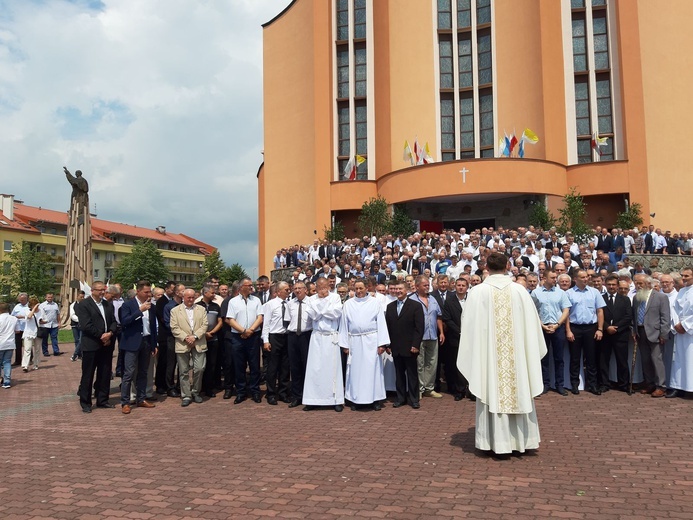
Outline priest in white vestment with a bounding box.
[669,268,693,396]
[303,278,344,411]
[339,280,390,410]
[457,252,547,454]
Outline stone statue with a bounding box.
[59,166,93,327]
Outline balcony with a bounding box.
[168,266,203,274]
[48,256,65,264]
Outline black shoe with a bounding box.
[155,388,167,395]
[599,385,610,393]
[81,407,92,413]
[54,352,65,356]
[193,395,203,404]
[335,405,344,412]
[411,402,420,409]
[303,405,314,411]
[206,391,216,398]
[251,394,262,403]
[96,403,115,408]
[392,401,405,408]
[542,386,550,395]
[223,389,233,399]
[570,386,579,395]
[288,400,301,408]
[43,353,50,357]
[167,389,181,398]
[454,394,463,401]
[181,398,192,407]
[349,404,358,411]
[234,396,246,404]
[267,396,278,405]
[557,388,568,396]
[145,396,158,402]
[665,389,679,398]
[70,355,77,362]
[372,402,382,411]
[587,387,601,396]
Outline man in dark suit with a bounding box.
[76,281,118,413]
[598,274,633,392]
[385,280,424,409]
[118,280,158,414]
[441,277,471,400]
[154,281,175,394]
[633,274,670,397]
[430,274,450,392]
[596,229,613,253]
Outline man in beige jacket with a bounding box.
[170,288,208,406]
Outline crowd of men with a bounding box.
[1,225,691,423]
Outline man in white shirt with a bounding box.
[38,293,62,356]
[11,293,29,366]
[261,282,291,405]
[0,303,19,388]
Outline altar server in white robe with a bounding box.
[457,252,547,454]
[339,279,390,411]
[668,267,693,397]
[303,278,344,412]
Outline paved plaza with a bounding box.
[1,343,692,519]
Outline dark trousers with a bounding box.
[231,333,261,398]
[393,354,420,405]
[121,342,152,406]
[442,336,467,396]
[569,323,598,390]
[202,339,219,395]
[288,331,311,401]
[541,325,566,389]
[222,335,236,390]
[154,336,168,391]
[14,331,23,365]
[42,327,59,355]
[165,335,179,391]
[266,333,290,400]
[598,335,628,388]
[79,346,114,410]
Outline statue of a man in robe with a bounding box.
[64,166,89,209]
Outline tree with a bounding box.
[357,195,392,238]
[528,202,556,230]
[557,187,591,242]
[0,241,53,300]
[390,204,416,237]
[195,250,226,288]
[323,220,345,243]
[615,201,644,230]
[221,263,249,284]
[113,239,170,289]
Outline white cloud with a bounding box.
[0,0,291,275]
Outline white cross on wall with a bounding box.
[460,167,469,183]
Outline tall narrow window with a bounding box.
[334,0,370,180]
[438,0,494,160]
[570,0,616,163]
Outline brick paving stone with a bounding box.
[0,344,692,518]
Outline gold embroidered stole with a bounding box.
[492,285,519,413]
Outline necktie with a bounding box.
[609,294,614,306]
[296,300,303,334]
[637,301,646,326]
[397,300,403,316]
[282,300,289,328]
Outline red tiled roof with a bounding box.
[0,210,39,233]
[11,203,215,253]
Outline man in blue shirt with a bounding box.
[565,270,606,395]
[410,275,445,399]
[532,269,571,396]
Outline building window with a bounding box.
[438,0,494,160]
[94,252,99,260]
[3,240,11,252]
[335,0,370,180]
[570,0,616,163]
[94,269,99,278]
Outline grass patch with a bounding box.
[58,329,76,343]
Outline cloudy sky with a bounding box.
[0,0,291,274]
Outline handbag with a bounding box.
[37,326,48,339]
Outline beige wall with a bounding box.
[637,0,693,232]
[385,0,437,171]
